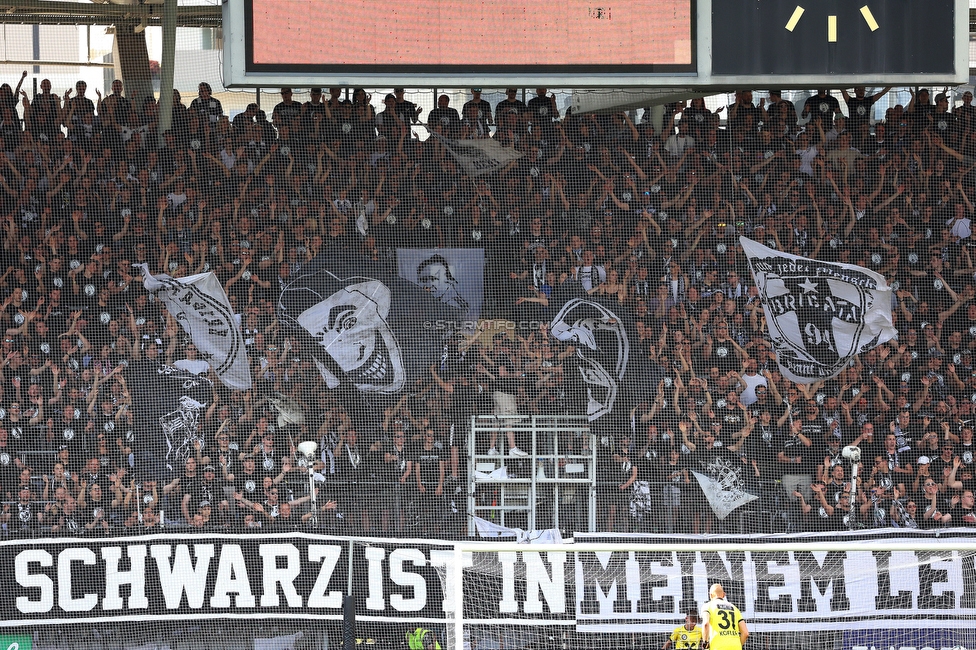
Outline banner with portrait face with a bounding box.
[547,285,655,423]
[396,248,484,326]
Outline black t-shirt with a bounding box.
[255,449,280,478]
[30,93,60,134]
[395,99,421,124]
[717,403,746,439]
[69,96,96,121]
[729,104,762,133]
[0,443,18,498]
[188,96,223,123]
[412,442,444,487]
[803,94,841,124]
[82,497,111,528]
[56,417,87,460]
[261,499,281,520]
[234,469,262,499]
[747,425,783,479]
[823,504,853,531]
[706,337,738,372]
[635,445,665,483]
[845,96,876,126]
[428,107,461,136]
[12,500,40,530]
[378,440,409,483]
[782,428,819,475]
[918,494,954,529]
[333,443,366,484]
[493,352,523,395]
[496,98,528,118]
[527,95,557,122]
[461,99,493,126]
[186,477,219,510]
[272,100,302,126]
[948,504,976,526]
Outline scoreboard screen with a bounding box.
[245,0,695,73]
[712,0,955,76]
[222,0,966,88]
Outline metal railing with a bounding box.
[467,414,594,535]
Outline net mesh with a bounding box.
[459,544,976,650]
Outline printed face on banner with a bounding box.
[297,278,406,393]
[417,257,470,313]
[550,299,628,419]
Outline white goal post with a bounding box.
[452,540,976,650]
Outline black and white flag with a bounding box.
[127,361,214,474]
[277,250,461,396]
[741,236,896,384]
[432,133,524,177]
[691,467,758,520]
[142,267,252,390]
[548,285,654,422]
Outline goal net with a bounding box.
[455,540,976,650]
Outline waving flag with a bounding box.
[740,236,896,384]
[142,267,252,390]
[431,133,524,177]
[692,469,758,520]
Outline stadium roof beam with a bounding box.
[0,0,220,29]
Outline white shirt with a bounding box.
[664,133,695,157]
[739,372,768,406]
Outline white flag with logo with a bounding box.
[740,236,896,384]
[691,470,758,520]
[142,267,252,390]
[432,133,523,177]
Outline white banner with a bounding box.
[3,533,975,633]
[432,133,524,177]
[740,237,897,383]
[142,267,252,390]
[571,547,976,632]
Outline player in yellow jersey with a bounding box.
[701,583,749,650]
[663,611,703,650]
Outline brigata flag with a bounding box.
[431,133,523,176]
[142,266,252,390]
[740,237,896,384]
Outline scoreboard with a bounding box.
[222,0,968,87]
[712,0,957,77]
[245,0,693,72]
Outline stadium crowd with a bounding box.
[0,77,974,538]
